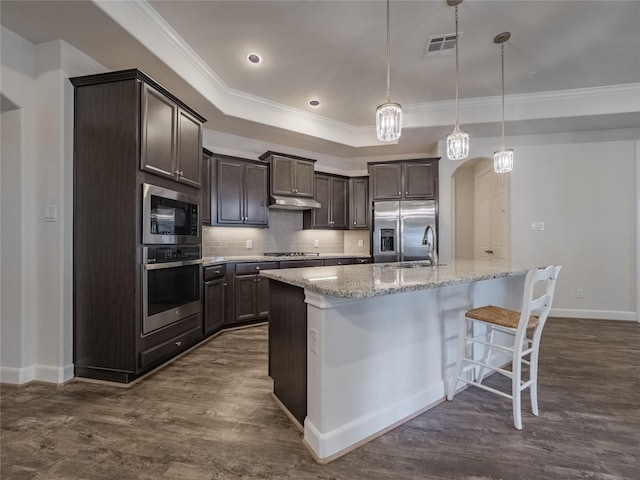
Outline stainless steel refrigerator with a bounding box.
[372,200,436,263]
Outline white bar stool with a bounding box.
[447,265,562,430]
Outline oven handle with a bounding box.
[143,259,203,270]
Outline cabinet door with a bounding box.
[330,177,348,229]
[294,160,315,197]
[350,177,369,229]
[201,152,211,225]
[311,175,331,228]
[234,275,257,322]
[176,109,202,187]
[141,83,177,179]
[323,258,356,266]
[256,276,270,318]
[217,159,244,224]
[271,156,295,195]
[204,279,225,334]
[404,162,435,199]
[371,164,402,200]
[244,163,269,226]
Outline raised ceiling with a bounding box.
[2,0,639,158]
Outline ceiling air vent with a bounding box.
[424,32,461,58]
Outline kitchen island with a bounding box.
[261,260,534,462]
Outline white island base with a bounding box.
[301,275,525,462]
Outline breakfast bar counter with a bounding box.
[260,260,534,463]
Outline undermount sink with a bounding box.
[390,262,446,269]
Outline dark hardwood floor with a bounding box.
[2,318,638,479]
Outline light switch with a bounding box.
[358,239,364,247]
[314,239,319,248]
[44,206,57,222]
[246,239,253,249]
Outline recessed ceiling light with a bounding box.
[247,53,261,64]
[309,100,320,107]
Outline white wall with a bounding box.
[0,26,106,384]
[438,131,638,321]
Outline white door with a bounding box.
[475,167,510,261]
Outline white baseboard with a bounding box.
[1,363,74,385]
[551,308,637,322]
[303,382,444,462]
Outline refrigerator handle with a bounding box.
[398,213,403,262]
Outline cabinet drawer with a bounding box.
[204,264,225,280]
[280,259,324,269]
[323,258,356,266]
[139,325,202,370]
[235,262,279,275]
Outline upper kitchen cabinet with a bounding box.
[259,151,315,198]
[303,173,348,229]
[141,82,205,188]
[369,159,439,201]
[349,176,370,230]
[210,154,269,227]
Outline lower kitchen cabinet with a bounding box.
[231,262,277,324]
[203,264,226,335]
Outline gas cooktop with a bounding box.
[263,252,320,257]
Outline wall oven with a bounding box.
[142,183,200,245]
[142,245,202,334]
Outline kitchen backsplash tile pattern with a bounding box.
[203,210,370,257]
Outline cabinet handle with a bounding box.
[223,283,228,286]
[174,169,181,176]
[398,191,401,195]
[353,221,356,225]
[175,341,182,346]
[257,278,261,282]
[255,266,260,270]
[179,171,183,176]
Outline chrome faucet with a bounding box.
[422,224,438,266]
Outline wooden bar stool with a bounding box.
[446,265,562,430]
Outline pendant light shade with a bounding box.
[446,0,469,161]
[494,32,513,173]
[376,0,402,142]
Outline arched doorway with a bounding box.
[451,157,511,262]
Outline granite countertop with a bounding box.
[259,259,537,299]
[203,253,371,266]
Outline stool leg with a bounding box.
[447,312,467,401]
[512,350,523,430]
[529,330,541,416]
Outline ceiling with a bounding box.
[2,0,639,158]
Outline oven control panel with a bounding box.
[143,245,201,264]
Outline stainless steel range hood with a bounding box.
[269,195,321,210]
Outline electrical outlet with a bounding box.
[358,239,364,247]
[314,239,319,248]
[309,328,318,354]
[530,221,545,231]
[246,239,253,249]
[43,205,57,222]
[576,288,584,298]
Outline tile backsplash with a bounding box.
[203,210,370,257]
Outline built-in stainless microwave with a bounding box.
[142,184,200,245]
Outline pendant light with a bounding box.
[376,0,402,142]
[445,0,469,161]
[493,32,513,173]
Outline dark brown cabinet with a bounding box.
[259,151,315,198]
[232,262,277,324]
[204,264,226,335]
[369,159,439,201]
[141,82,203,188]
[349,176,370,230]
[323,258,356,266]
[213,155,269,227]
[201,149,212,225]
[70,69,206,383]
[303,174,348,229]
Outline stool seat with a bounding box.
[466,305,539,329]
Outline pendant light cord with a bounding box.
[386,0,391,103]
[500,42,505,147]
[454,5,460,130]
